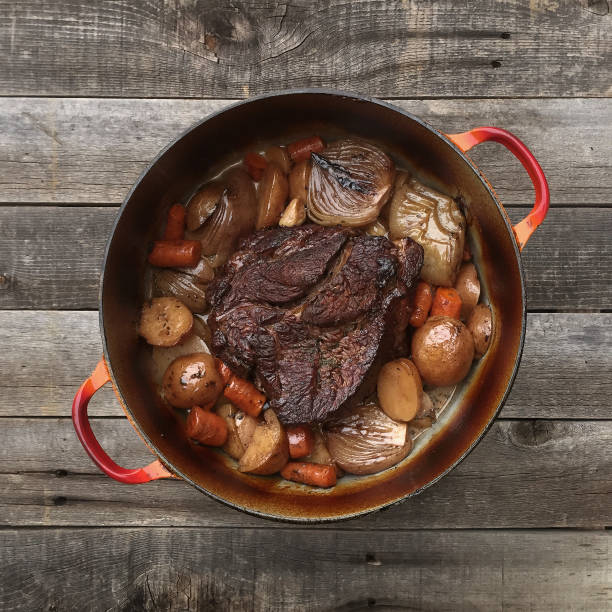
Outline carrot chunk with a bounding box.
[244,152,267,181]
[286,425,315,459]
[163,204,186,240]
[430,287,463,320]
[148,240,201,267]
[409,281,433,328]
[287,136,324,162]
[186,406,228,446]
[215,359,266,418]
[280,462,337,487]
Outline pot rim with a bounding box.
[99,88,526,523]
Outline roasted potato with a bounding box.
[454,262,480,320]
[264,145,292,175]
[288,159,311,203]
[411,316,474,386]
[162,352,222,409]
[377,358,423,422]
[303,428,343,477]
[468,303,493,358]
[216,402,258,460]
[238,409,289,475]
[139,297,193,347]
[256,162,289,229]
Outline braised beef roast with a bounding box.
[207,225,423,424]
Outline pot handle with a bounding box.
[447,127,550,250]
[72,358,176,483]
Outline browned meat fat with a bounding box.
[207,225,423,425]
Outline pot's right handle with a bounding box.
[72,359,176,483]
[447,127,550,250]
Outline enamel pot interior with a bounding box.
[100,91,525,522]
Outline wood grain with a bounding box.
[1,527,610,611]
[1,97,610,206]
[1,418,610,529]
[0,1,610,98]
[1,311,609,419]
[1,206,610,310]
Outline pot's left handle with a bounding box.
[72,359,176,483]
[447,126,550,251]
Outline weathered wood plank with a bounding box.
[0,1,610,98]
[1,528,610,611]
[1,418,610,528]
[1,97,610,206]
[1,311,609,419]
[1,206,610,310]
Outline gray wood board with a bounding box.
[1,97,610,206]
[1,418,610,529]
[1,528,610,611]
[1,206,610,310]
[1,311,609,419]
[0,1,610,98]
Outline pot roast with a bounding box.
[207,225,423,424]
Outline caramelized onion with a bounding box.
[194,167,257,261]
[175,256,215,283]
[388,175,465,286]
[186,182,224,231]
[324,403,412,475]
[307,138,395,227]
[154,269,208,313]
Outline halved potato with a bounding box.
[288,159,311,203]
[238,409,289,475]
[303,428,343,477]
[377,358,422,422]
[235,411,257,448]
[216,403,245,460]
[216,403,258,460]
[256,162,289,229]
[139,297,193,347]
[264,145,292,175]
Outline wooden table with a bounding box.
[1,2,610,610]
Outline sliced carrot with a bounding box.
[186,406,228,446]
[286,425,315,459]
[215,360,233,385]
[430,287,463,320]
[215,359,266,418]
[244,152,267,181]
[163,204,186,240]
[287,136,324,163]
[224,377,266,418]
[280,462,337,488]
[148,240,201,267]
[409,281,433,328]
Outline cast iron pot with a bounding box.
[73,90,549,522]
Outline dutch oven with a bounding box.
[73,90,549,522]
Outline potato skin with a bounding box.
[468,303,493,358]
[239,410,289,475]
[162,352,222,409]
[377,358,422,422]
[454,262,480,320]
[411,316,474,386]
[256,162,289,229]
